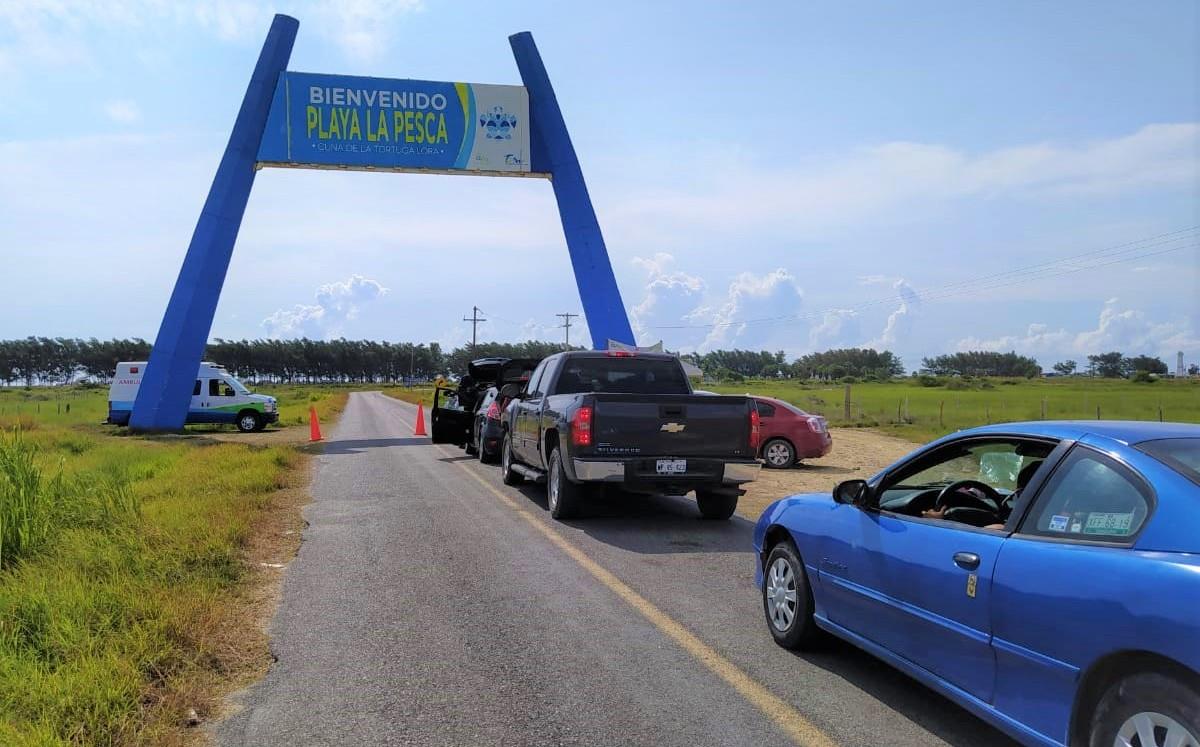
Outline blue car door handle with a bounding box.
[953,552,981,571]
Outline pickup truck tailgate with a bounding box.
[589,394,755,459]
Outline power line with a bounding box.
[462,305,487,348]
[646,227,1199,331]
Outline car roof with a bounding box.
[952,420,1200,446]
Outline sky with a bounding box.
[1,0,1197,372]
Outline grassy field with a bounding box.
[709,376,1200,443]
[0,384,349,746]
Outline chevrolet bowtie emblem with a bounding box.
[660,422,686,433]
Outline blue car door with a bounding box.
[843,510,1005,703]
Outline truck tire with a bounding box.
[763,540,823,649]
[1088,671,1200,747]
[236,411,260,433]
[696,490,737,520]
[547,447,583,520]
[501,431,523,486]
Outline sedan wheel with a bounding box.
[1115,712,1198,747]
[762,540,821,649]
[765,557,798,631]
[762,438,795,469]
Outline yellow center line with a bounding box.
[364,392,836,747]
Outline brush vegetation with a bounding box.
[0,384,346,745]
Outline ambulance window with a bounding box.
[193,380,201,396]
[209,379,233,397]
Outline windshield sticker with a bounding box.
[1083,512,1135,535]
[1069,520,1083,533]
[1048,514,1070,532]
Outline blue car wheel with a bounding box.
[762,540,821,649]
[1089,672,1200,747]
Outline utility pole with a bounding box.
[463,306,487,349]
[556,312,579,349]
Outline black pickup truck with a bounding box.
[499,350,761,520]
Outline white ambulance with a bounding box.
[107,362,279,432]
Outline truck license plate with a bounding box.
[656,459,687,475]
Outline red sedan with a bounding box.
[753,396,832,469]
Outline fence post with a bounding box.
[1158,404,1163,422]
[1096,405,1101,420]
[843,383,851,421]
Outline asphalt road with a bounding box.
[216,391,1019,747]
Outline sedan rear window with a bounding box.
[1137,438,1200,485]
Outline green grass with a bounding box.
[709,377,1200,443]
[380,385,435,408]
[0,385,333,745]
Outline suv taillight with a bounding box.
[749,408,761,450]
[485,402,502,421]
[571,405,593,447]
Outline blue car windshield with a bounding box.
[1137,438,1200,486]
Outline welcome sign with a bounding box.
[257,71,536,175]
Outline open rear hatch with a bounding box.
[431,357,540,445]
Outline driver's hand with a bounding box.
[922,507,947,520]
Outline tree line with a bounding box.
[0,337,1182,386]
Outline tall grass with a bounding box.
[0,429,57,569]
[0,420,294,745]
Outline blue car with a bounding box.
[753,421,1200,747]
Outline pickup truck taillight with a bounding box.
[571,405,593,447]
[485,401,502,421]
[749,408,762,449]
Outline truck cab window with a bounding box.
[209,379,233,397]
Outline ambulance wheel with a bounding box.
[237,411,261,433]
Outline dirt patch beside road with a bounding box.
[737,428,920,520]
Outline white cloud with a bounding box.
[606,123,1200,246]
[0,0,424,77]
[628,253,706,345]
[262,274,388,338]
[865,279,922,351]
[696,268,804,352]
[104,99,142,124]
[956,298,1200,365]
[809,308,860,349]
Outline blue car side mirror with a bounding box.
[833,479,869,507]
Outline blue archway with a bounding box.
[130,14,633,431]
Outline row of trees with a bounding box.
[0,337,580,385]
[1052,352,1180,378]
[0,337,1185,385]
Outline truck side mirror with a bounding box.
[833,479,870,507]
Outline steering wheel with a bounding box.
[934,480,1002,512]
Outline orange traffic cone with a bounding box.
[414,404,427,436]
[309,406,323,442]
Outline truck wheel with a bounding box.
[1088,672,1200,747]
[763,540,822,649]
[547,447,583,520]
[762,438,796,469]
[501,432,523,486]
[696,490,738,520]
[236,411,260,433]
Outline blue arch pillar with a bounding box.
[509,32,636,350]
[130,15,298,431]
